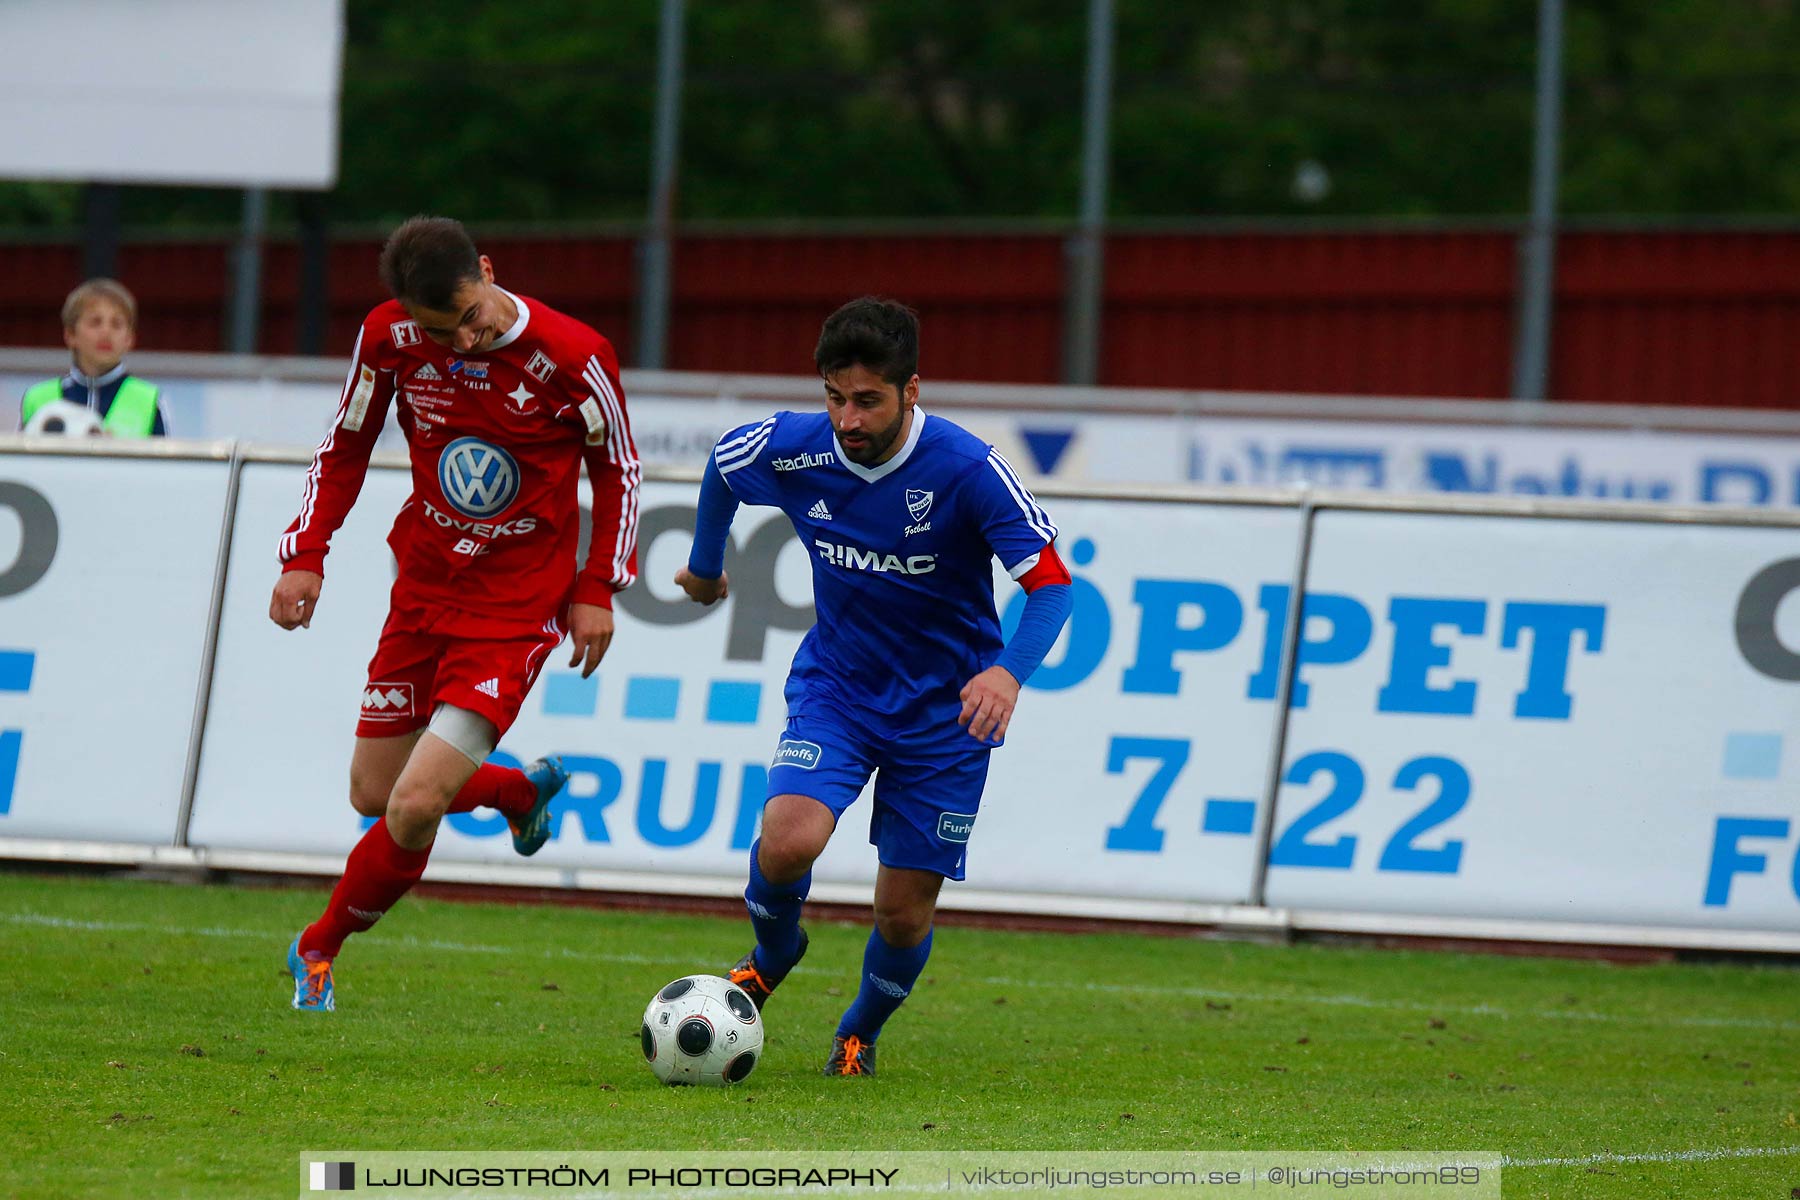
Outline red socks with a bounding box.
[299,818,432,960]
[298,768,532,960]
[445,763,535,816]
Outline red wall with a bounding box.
[3,227,1795,408]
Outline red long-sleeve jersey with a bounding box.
[279,293,640,638]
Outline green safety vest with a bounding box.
[20,375,161,437]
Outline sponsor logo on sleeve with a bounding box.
[344,365,377,432]
[578,397,608,445]
[525,349,557,383]
[772,739,823,770]
[936,812,976,843]
[390,320,421,347]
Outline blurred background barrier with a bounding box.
[8,347,1800,503]
[6,1,1799,414]
[5,438,1799,951]
[3,225,1797,407]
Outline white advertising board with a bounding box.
[0,0,344,188]
[1180,415,1800,505]
[13,439,1800,946]
[0,452,229,841]
[14,360,1800,513]
[188,463,1295,905]
[188,461,416,854]
[1264,510,1800,933]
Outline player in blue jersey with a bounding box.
[675,297,1074,1077]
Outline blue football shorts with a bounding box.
[764,711,991,881]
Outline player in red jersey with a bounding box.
[272,216,640,1011]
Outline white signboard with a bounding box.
[0,0,344,188]
[15,359,1800,515]
[0,453,229,841]
[1265,511,1800,932]
[188,464,1295,905]
[13,441,1800,944]
[1180,415,1800,505]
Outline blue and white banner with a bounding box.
[12,442,1800,939]
[188,468,1295,905]
[14,361,1800,509]
[0,451,229,842]
[1265,511,1800,931]
[1176,416,1800,506]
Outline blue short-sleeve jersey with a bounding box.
[713,407,1057,742]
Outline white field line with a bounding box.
[1506,1144,1800,1168]
[6,910,1797,1035]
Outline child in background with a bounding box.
[18,278,167,437]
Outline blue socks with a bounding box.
[744,837,935,1042]
[744,838,809,978]
[837,927,933,1043]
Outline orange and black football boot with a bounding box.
[822,1033,876,1077]
[724,928,808,1011]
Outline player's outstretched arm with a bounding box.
[270,570,323,630]
[567,602,614,678]
[677,446,743,606]
[278,315,395,580]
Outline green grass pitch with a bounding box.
[2,870,1796,1198]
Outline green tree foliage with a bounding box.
[1,0,1796,228]
[1560,0,1800,214]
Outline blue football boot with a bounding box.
[509,756,570,857]
[288,936,335,1012]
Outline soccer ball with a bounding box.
[24,400,106,437]
[639,975,763,1086]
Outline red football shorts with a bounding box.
[356,612,565,740]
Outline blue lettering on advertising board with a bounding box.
[0,650,34,816]
[1702,817,1796,907]
[477,512,1617,869]
[1422,452,1677,501]
[362,751,769,851]
[1012,564,1605,719]
[1190,436,1800,508]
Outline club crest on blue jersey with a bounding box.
[772,739,823,770]
[906,489,933,522]
[937,812,976,843]
[437,437,520,519]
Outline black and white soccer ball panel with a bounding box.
[640,974,764,1087]
[24,400,107,437]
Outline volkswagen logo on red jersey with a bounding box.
[437,437,520,518]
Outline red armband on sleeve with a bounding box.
[1014,543,1072,592]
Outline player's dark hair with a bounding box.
[379,216,482,311]
[814,297,919,390]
